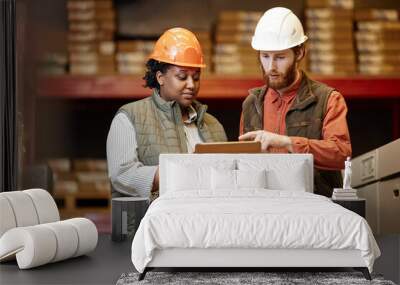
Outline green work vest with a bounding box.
[242,72,343,197]
[119,91,227,166]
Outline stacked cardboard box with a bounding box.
[193,30,213,75]
[214,11,261,75]
[39,53,68,75]
[67,0,116,75]
[305,6,356,75]
[306,0,353,9]
[48,158,78,194]
[48,158,110,195]
[355,9,400,75]
[116,41,154,75]
[73,159,110,193]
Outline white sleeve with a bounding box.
[106,112,158,197]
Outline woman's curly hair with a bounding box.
[143,59,171,90]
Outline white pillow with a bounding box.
[167,160,235,192]
[211,168,267,190]
[211,168,236,190]
[237,169,267,189]
[238,159,308,192]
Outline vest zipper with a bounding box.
[197,106,206,142]
[254,100,262,116]
[172,106,186,153]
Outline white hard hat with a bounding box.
[252,7,308,51]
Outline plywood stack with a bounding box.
[305,0,356,75]
[193,30,213,75]
[67,0,116,75]
[355,9,400,75]
[214,11,261,75]
[116,40,155,75]
[48,158,111,218]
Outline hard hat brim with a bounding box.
[150,56,206,68]
[251,36,308,51]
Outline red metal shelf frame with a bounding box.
[37,75,400,100]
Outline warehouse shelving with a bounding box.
[36,75,400,142]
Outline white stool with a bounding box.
[0,189,98,269]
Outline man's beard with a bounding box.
[263,60,297,91]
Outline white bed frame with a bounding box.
[148,248,365,268]
[141,248,370,280]
[138,154,371,281]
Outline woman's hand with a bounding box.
[239,130,293,152]
[151,167,160,193]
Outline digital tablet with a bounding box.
[194,141,261,153]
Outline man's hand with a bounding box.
[239,130,293,152]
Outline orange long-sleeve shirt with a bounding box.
[240,77,352,170]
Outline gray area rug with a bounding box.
[116,271,396,285]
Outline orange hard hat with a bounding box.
[149,27,206,68]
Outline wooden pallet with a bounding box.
[53,190,111,218]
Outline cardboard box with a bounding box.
[355,9,398,21]
[219,11,262,22]
[53,172,76,182]
[214,44,254,54]
[309,51,355,61]
[358,21,400,31]
[215,32,253,43]
[306,8,353,19]
[307,19,353,29]
[79,181,111,193]
[117,41,154,52]
[309,64,356,74]
[75,171,108,183]
[351,139,400,186]
[69,52,98,62]
[117,65,145,75]
[359,64,400,75]
[70,63,98,74]
[116,52,147,63]
[308,29,353,41]
[306,0,354,9]
[308,41,354,51]
[213,55,258,65]
[73,159,107,171]
[54,180,79,194]
[68,31,96,42]
[68,43,97,53]
[359,54,400,64]
[357,41,400,52]
[355,31,400,42]
[67,0,113,11]
[217,22,257,33]
[48,159,71,173]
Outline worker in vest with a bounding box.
[239,7,352,197]
[107,28,227,199]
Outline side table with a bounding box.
[332,198,366,218]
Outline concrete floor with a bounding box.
[0,235,133,285]
[1,234,398,285]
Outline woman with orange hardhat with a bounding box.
[107,27,227,201]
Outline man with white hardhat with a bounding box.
[239,7,352,197]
